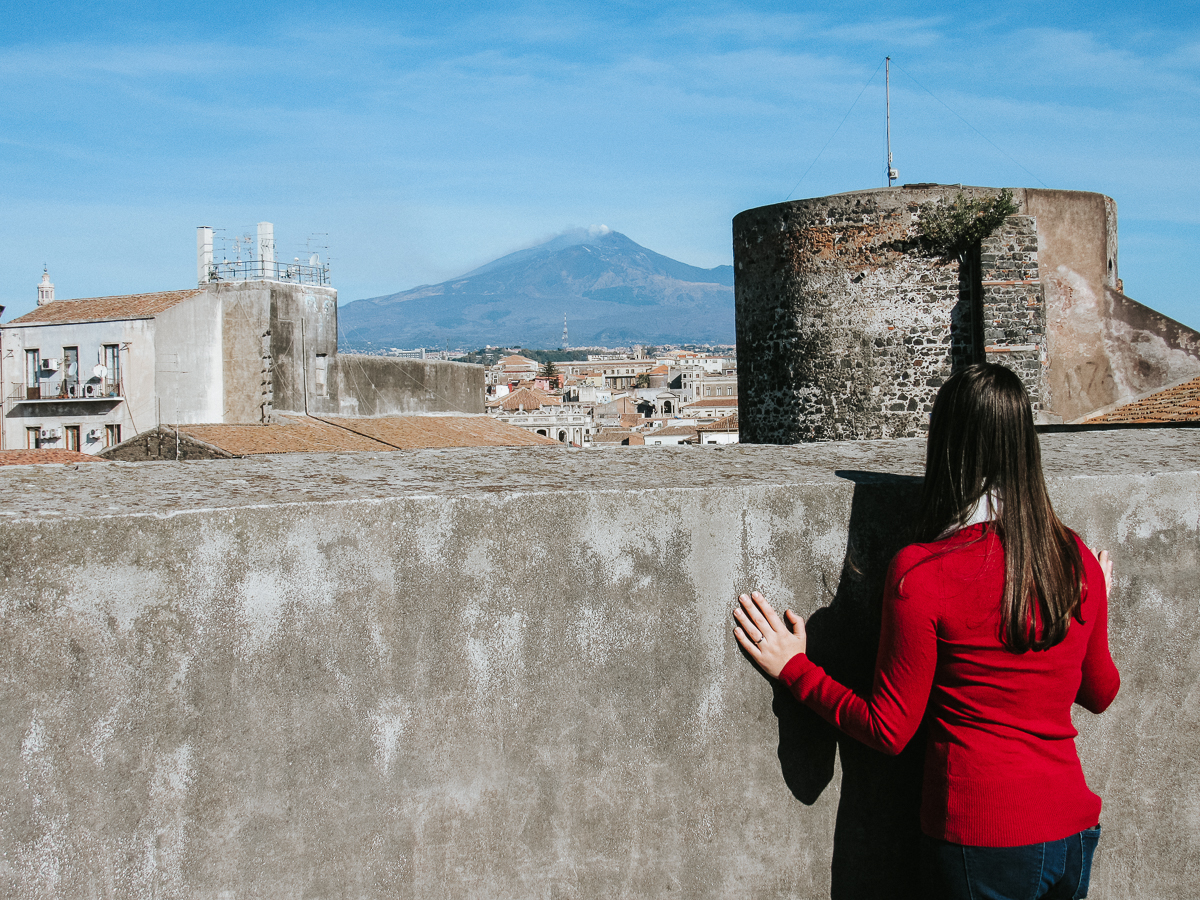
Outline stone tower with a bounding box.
[733,186,1200,443]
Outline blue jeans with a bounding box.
[921,825,1101,900]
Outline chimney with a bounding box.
[257,222,275,280]
[37,267,54,306]
[197,226,213,284]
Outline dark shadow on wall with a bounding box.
[952,246,985,372]
[770,471,926,900]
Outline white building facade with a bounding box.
[1,289,223,452]
[491,405,593,446]
[1,226,338,454]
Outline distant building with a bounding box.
[645,364,670,388]
[562,383,612,405]
[496,355,539,382]
[593,395,642,428]
[697,413,739,445]
[490,406,592,446]
[1,225,483,454]
[681,397,738,423]
[674,365,737,404]
[591,428,644,447]
[486,386,591,445]
[645,424,698,446]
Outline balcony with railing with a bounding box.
[205,257,330,286]
[6,378,124,413]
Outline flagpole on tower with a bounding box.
[886,56,898,187]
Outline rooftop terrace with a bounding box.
[1,431,1196,899]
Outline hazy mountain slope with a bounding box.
[338,230,734,350]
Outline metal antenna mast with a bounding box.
[886,56,898,186]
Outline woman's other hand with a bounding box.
[1095,549,1112,593]
[733,591,807,679]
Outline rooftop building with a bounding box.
[2,226,482,454]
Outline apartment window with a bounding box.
[26,427,41,449]
[65,425,80,452]
[63,347,79,396]
[25,349,40,399]
[105,424,122,447]
[103,345,120,394]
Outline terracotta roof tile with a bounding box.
[649,424,699,437]
[1086,377,1200,424]
[8,289,203,325]
[0,449,107,466]
[684,398,739,409]
[697,413,739,432]
[176,418,389,455]
[167,415,558,456]
[320,415,557,449]
[500,355,538,368]
[591,429,645,445]
[596,396,640,414]
[486,387,560,410]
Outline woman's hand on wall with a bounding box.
[733,591,807,679]
[1095,549,1112,593]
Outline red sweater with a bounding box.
[780,525,1120,847]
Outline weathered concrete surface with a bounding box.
[0,431,1198,899]
[215,280,340,422]
[334,355,485,416]
[1023,189,1200,422]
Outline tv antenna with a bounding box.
[886,56,898,186]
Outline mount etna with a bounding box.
[337,228,734,350]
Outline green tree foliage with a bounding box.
[917,189,1018,260]
[635,372,651,388]
[539,359,559,378]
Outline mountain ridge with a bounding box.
[338,230,734,350]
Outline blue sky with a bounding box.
[2,1,1197,327]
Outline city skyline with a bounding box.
[2,1,1197,327]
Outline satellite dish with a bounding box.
[309,253,319,266]
[67,362,78,376]
[93,364,108,379]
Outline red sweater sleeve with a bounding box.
[779,549,939,756]
[1074,540,1120,713]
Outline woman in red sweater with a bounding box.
[734,363,1120,900]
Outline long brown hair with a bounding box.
[914,363,1084,652]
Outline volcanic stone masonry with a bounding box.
[979,215,1047,410]
[733,185,1200,443]
[733,186,1049,443]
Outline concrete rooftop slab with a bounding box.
[2,429,1198,522]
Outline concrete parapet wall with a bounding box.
[334,354,484,416]
[0,431,1198,899]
